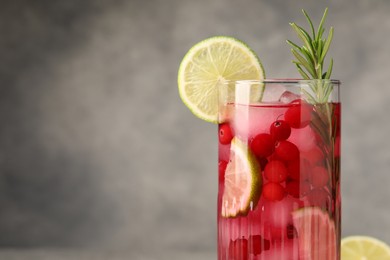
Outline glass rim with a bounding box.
[223,78,341,85]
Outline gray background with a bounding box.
[0,0,389,259]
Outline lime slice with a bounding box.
[221,137,261,217]
[178,36,265,123]
[292,207,337,260]
[341,236,390,260]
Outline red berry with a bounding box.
[287,160,299,180]
[250,133,274,158]
[270,120,291,141]
[219,160,228,183]
[287,159,311,181]
[284,101,312,128]
[264,160,288,183]
[302,146,324,166]
[267,153,281,162]
[262,183,285,201]
[229,238,248,260]
[287,224,298,239]
[307,188,330,208]
[310,166,329,188]
[249,235,270,255]
[219,123,234,144]
[286,180,311,198]
[274,140,299,162]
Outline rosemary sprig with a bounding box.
[287,8,337,148]
[287,8,333,81]
[287,9,340,214]
[287,8,334,104]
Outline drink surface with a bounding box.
[218,101,341,260]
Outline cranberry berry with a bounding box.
[287,224,298,239]
[264,160,288,183]
[274,140,299,162]
[270,120,291,141]
[262,182,285,201]
[229,237,248,260]
[302,146,324,166]
[249,235,270,255]
[307,188,330,208]
[250,133,274,158]
[219,123,234,144]
[284,100,312,128]
[310,166,329,188]
[288,159,311,181]
[286,180,311,198]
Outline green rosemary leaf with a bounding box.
[286,39,301,51]
[293,62,311,79]
[297,25,315,51]
[311,40,317,51]
[317,27,325,42]
[325,58,333,79]
[316,39,323,62]
[320,27,334,63]
[302,9,316,39]
[290,23,314,57]
[292,49,316,78]
[317,8,329,40]
[296,65,311,79]
[301,46,315,64]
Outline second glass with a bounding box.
[217,79,341,259]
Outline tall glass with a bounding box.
[217,80,341,260]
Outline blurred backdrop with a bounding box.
[0,0,390,257]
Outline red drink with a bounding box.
[218,81,341,260]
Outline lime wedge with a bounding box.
[221,137,261,217]
[341,236,390,260]
[178,36,265,123]
[292,207,337,260]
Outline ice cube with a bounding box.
[261,84,286,102]
[261,197,296,229]
[279,91,301,104]
[259,196,304,241]
[233,105,287,140]
[287,125,316,152]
